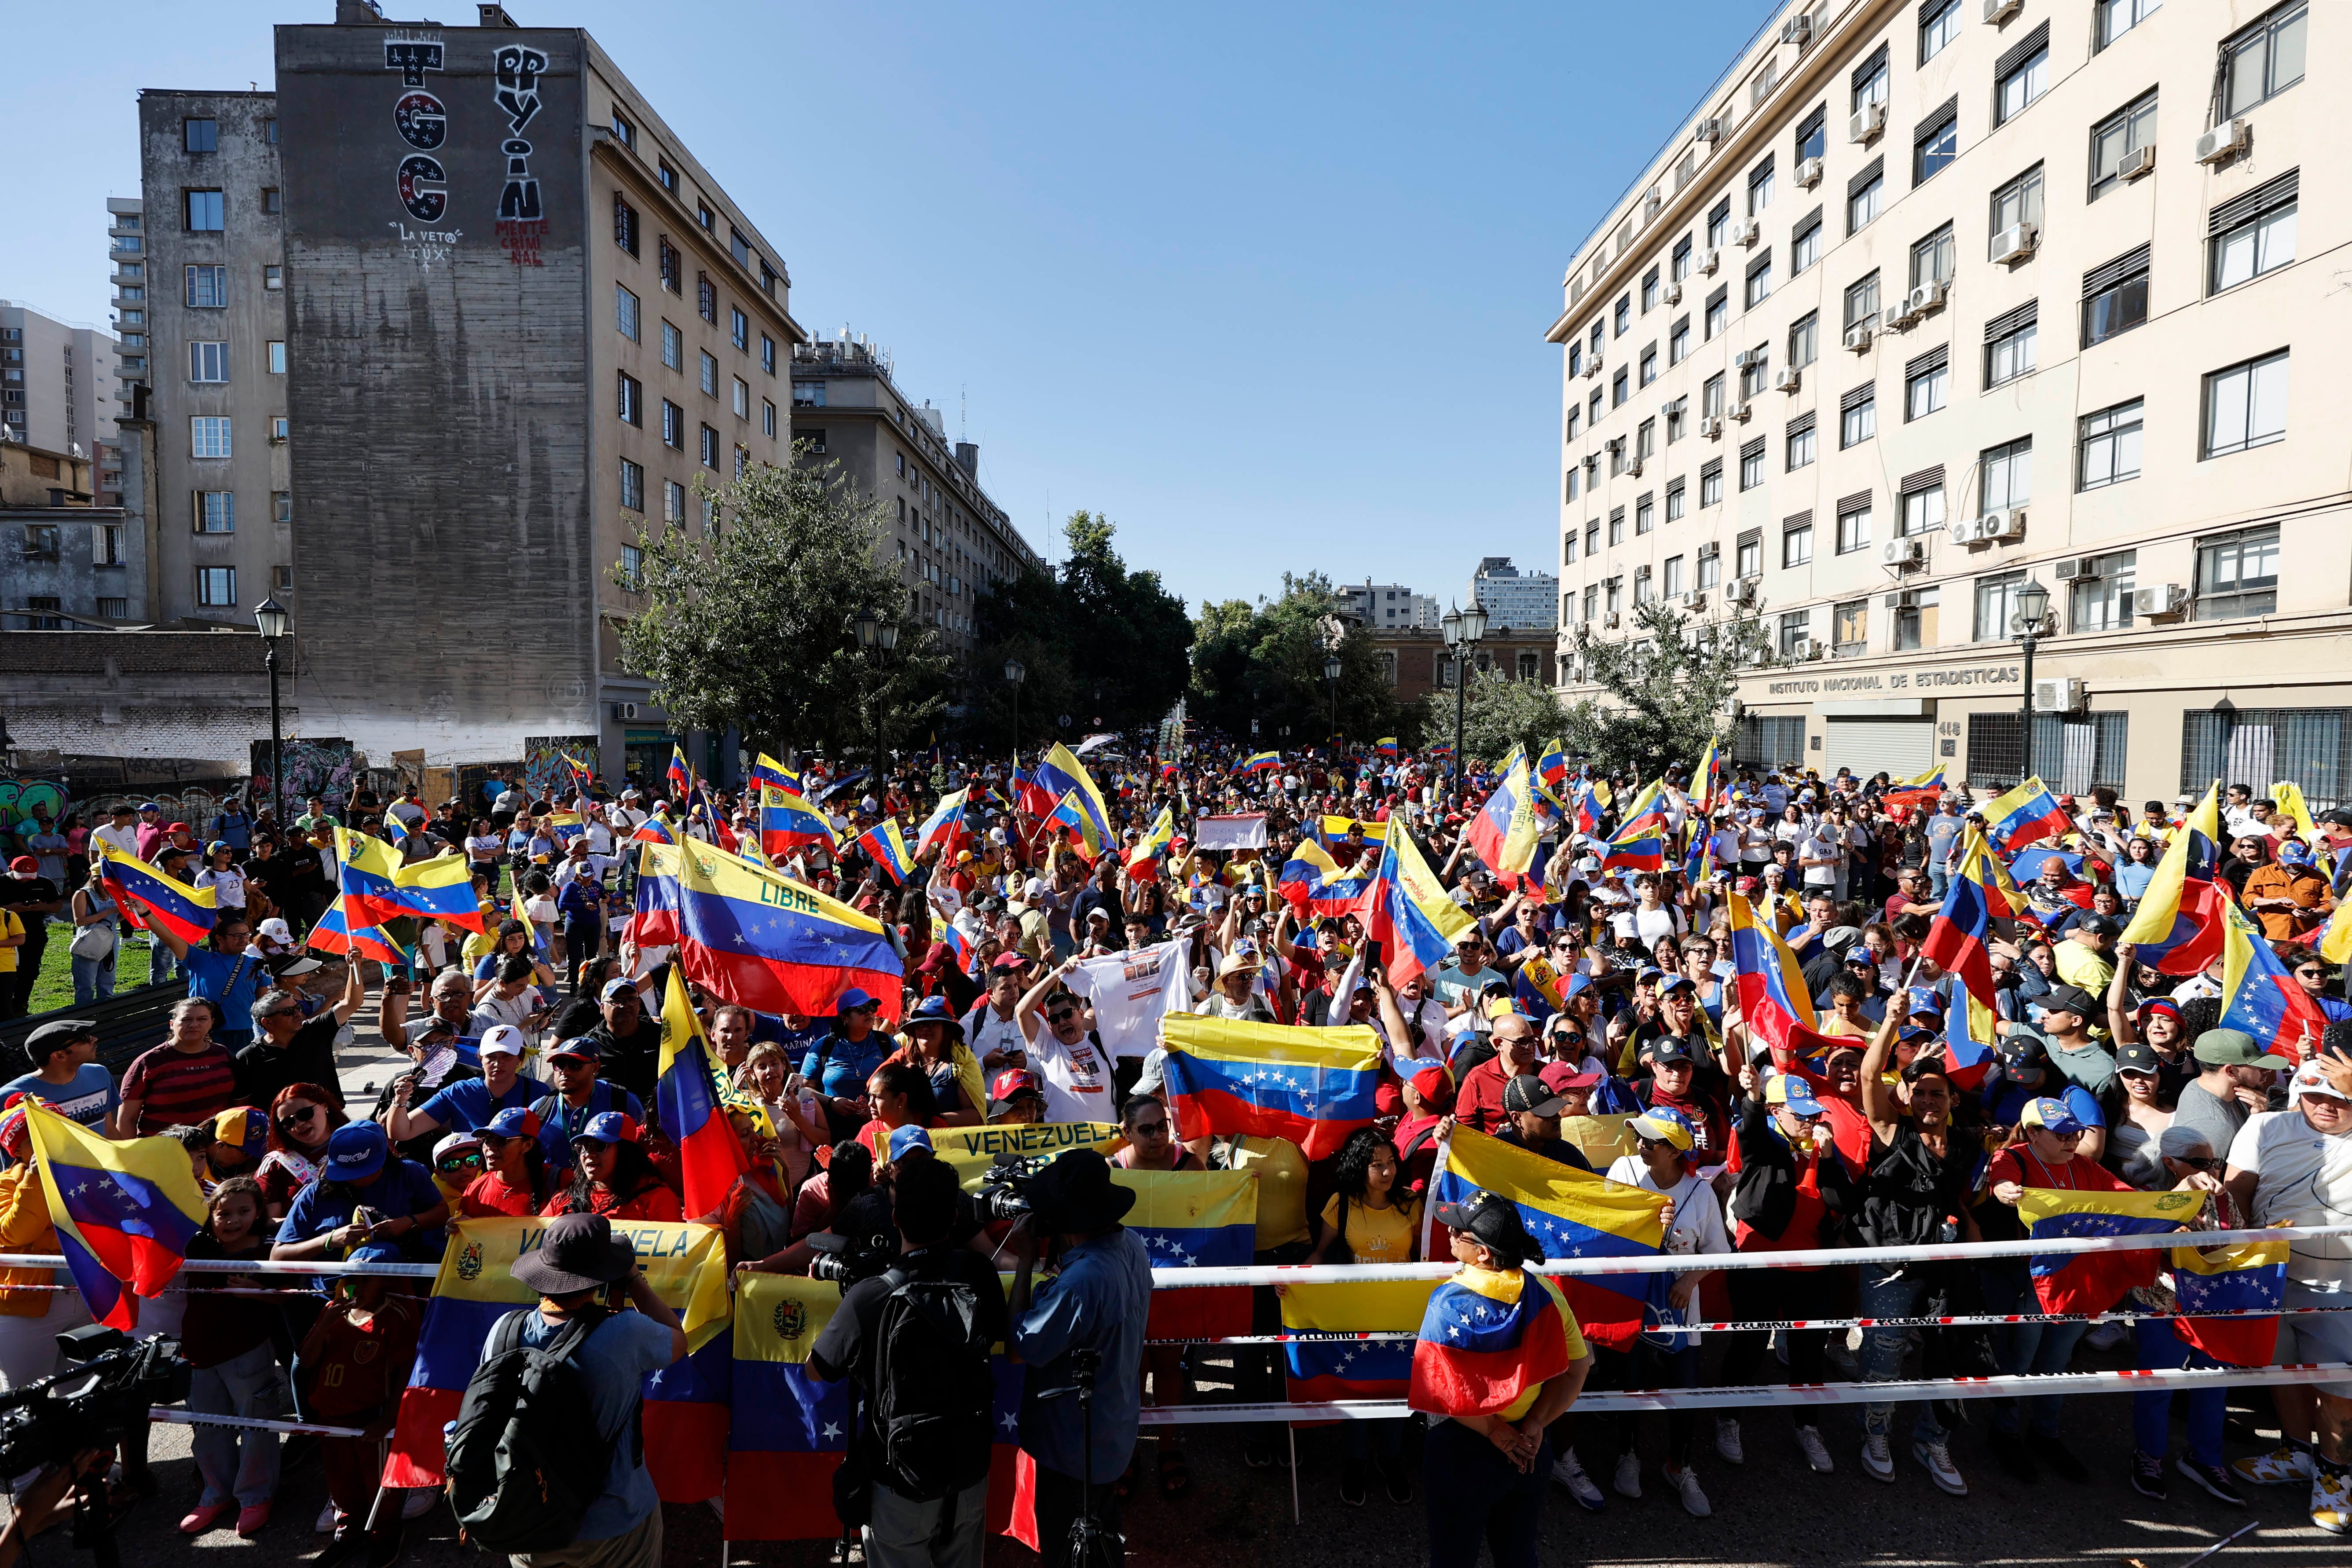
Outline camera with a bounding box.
[0,1326,191,1480]
[972,1150,1053,1225]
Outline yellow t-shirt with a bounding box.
[0,908,20,974]
[1319,1193,1421,1264]
[1224,1135,1310,1252]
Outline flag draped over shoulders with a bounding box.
[1409,1265,1583,1418]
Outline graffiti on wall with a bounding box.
[0,778,69,833]
[249,738,357,812]
[523,736,599,802]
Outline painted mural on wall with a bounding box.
[522,736,599,801]
[249,737,357,811]
[0,779,69,834]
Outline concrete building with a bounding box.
[1339,580,1440,630]
[1551,0,2350,803]
[0,421,157,631]
[1363,624,1560,708]
[0,301,119,463]
[1469,555,1559,633]
[789,331,1040,658]
[106,196,149,503]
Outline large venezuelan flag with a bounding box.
[305,842,404,964]
[657,969,751,1216]
[2016,1187,2197,1315]
[1409,1265,1583,1417]
[391,850,487,931]
[382,1216,732,1492]
[1465,755,1544,890]
[1282,1279,1434,1415]
[1159,1014,1382,1159]
[1235,751,1282,777]
[1034,742,1114,845]
[1114,1165,1257,1341]
[641,838,905,1024]
[1125,806,1176,880]
[92,839,217,946]
[914,788,970,860]
[1279,839,1373,917]
[24,1101,206,1330]
[1882,762,1947,808]
[1727,894,1843,1061]
[2170,1235,2289,1367]
[1917,826,2000,1089]
[333,827,412,929]
[1359,823,1475,987]
[724,1272,851,1540]
[751,752,800,795]
[1980,775,2075,855]
[758,784,833,859]
[1600,822,1667,872]
[2218,898,2330,1061]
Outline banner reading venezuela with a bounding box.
[1160,1013,1383,1159]
[926,1121,1124,1191]
[1281,1278,1437,1423]
[382,1216,733,1495]
[1432,1127,1670,1349]
[2016,1186,2198,1315]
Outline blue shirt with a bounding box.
[212,811,253,851]
[1014,1227,1153,1482]
[181,948,267,1040]
[513,1309,678,1540]
[0,1065,118,1130]
[416,1073,550,1134]
[800,1029,889,1099]
[531,1082,646,1165]
[2113,861,2157,900]
[274,1158,450,1260]
[1925,815,1964,866]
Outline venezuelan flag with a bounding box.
[1513,952,1569,1015]
[1883,762,1947,808]
[914,787,971,860]
[1465,755,1544,890]
[1691,738,1726,811]
[1113,1166,1257,1341]
[1727,894,1843,1062]
[543,809,586,847]
[643,838,905,1024]
[1376,737,1399,759]
[383,1215,732,1489]
[1126,805,1176,880]
[855,818,915,883]
[92,839,217,946]
[2118,782,2229,975]
[1431,1127,1669,1351]
[331,827,412,929]
[390,850,487,931]
[1920,827,2000,1008]
[1981,775,2074,855]
[1361,824,1476,987]
[2218,898,2330,1059]
[750,752,800,794]
[1600,821,1667,872]
[1160,1014,1382,1159]
[1048,789,1107,863]
[2017,1187,2196,1315]
[23,1100,206,1330]
[1034,742,1115,843]
[304,865,403,964]
[384,814,410,847]
[1318,814,1388,844]
[1277,840,1367,918]
[1283,1279,1433,1411]
[1615,777,1668,838]
[1536,742,1572,792]
[2171,1235,2289,1367]
[1409,1262,1585,1417]
[632,815,676,845]
[658,969,751,1216]
[758,783,832,859]
[667,744,690,795]
[724,1272,852,1539]
[1235,751,1282,777]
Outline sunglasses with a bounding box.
[277,1106,322,1129]
[1045,1007,1078,1024]
[437,1152,484,1171]
[2174,1154,2220,1172]
[2297,968,2327,980]
[1129,1120,1170,1136]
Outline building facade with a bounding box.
[1469,555,1559,633]
[788,332,1040,659]
[1364,625,1560,708]
[1552,0,2349,803]
[0,421,156,631]
[0,301,119,463]
[1340,580,1440,629]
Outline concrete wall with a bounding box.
[0,630,277,766]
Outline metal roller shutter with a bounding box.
[1825,716,1934,781]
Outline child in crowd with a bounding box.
[297,1242,421,1568]
[179,1176,283,1538]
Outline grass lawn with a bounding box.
[23,924,160,1016]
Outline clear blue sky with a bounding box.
[7,0,1784,612]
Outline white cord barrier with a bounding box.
[1134,1362,2352,1424]
[147,1409,371,1440]
[0,1254,440,1277]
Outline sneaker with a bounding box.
[2029,1432,2089,1484]
[2129,1450,2169,1501]
[1379,1458,1413,1506]
[1242,1439,1275,1470]
[2232,1443,2316,1487]
[1914,1438,1967,1497]
[1338,1464,1367,1508]
[1550,1450,1606,1512]
[1861,1431,1895,1483]
[1663,1461,1711,1518]
[2312,1465,2352,1535]
[2176,1456,2245,1507]
[400,1490,435,1520]
[316,1501,343,1534]
[1714,1417,1744,1467]
[1613,1451,1643,1499]
[2084,1320,2130,1352]
[1795,1425,1834,1474]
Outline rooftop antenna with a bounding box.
[960,383,966,442]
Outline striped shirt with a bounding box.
[121,1042,239,1136]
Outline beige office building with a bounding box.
[1551,0,2344,806]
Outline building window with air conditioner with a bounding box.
[2202,349,2288,458]
[1832,599,1868,656]
[1843,272,1879,334]
[1893,585,1939,650]
[2193,524,2279,619]
[1994,24,2050,127]
[1852,46,1888,114]
[1990,166,2044,258]
[2209,172,2297,294]
[1836,500,1872,554]
[1981,437,2032,514]
[2068,550,2137,630]
[1910,223,1955,289]
[2220,4,2306,120]
[1667,399,1688,443]
[1779,609,1812,657]
[2089,92,2158,201]
[2082,248,2150,346]
[1740,350,1770,402]
[1789,311,1817,369]
[1901,482,1945,537]
[2078,399,2143,491]
[1985,303,2038,388]
[1973,570,2028,642]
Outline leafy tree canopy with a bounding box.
[1564,600,1772,777]
[1187,572,1414,748]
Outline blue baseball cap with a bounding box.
[322,1121,389,1182]
[548,1035,602,1062]
[886,1125,934,1161]
[576,1111,642,1145]
[481,1106,543,1141]
[345,1242,404,1268]
[1765,1074,1826,1118]
[1561,974,1594,1000]
[599,978,640,1002]
[1904,987,1946,1019]
[2021,1097,2087,1136]
[836,987,878,1014]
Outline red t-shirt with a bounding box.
[539,1182,683,1222]
[303,1294,422,1421]
[1454,1058,1515,1137]
[1985,1144,2130,1196]
[122,1041,239,1136]
[461,1170,540,1218]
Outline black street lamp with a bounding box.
[1323,652,1342,750]
[1004,657,1026,766]
[254,596,292,827]
[854,610,899,778]
[1442,602,1487,802]
[2011,578,2051,778]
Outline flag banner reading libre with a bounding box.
[24,1101,207,1330]
[634,837,905,1024]
[1159,1013,1382,1159]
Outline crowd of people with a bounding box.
[2,747,2351,1565]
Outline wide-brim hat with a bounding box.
[1025,1147,1138,1232]
[511,1211,638,1294]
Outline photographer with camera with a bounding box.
[1003,1149,1152,1568]
[807,1159,1007,1568]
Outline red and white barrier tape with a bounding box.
[147,1408,370,1439]
[0,1254,438,1277]
[1135,1361,2352,1424]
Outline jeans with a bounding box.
[190,1341,283,1507]
[1928,864,1951,900]
[72,952,115,1004]
[1718,1267,1840,1424]
[1981,1264,2088,1437]
[1858,1263,1947,1443]
[148,933,176,983]
[1606,1337,1702,1467]
[863,1477,987,1568]
[2132,1319,2225,1468]
[1423,1416,1546,1568]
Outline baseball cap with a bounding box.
[433,1131,485,1165]
[2136,996,2181,1023]
[1657,974,1696,996]
[1539,1061,1601,1093]
[2114,1039,2161,1075]
[1502,1074,1567,1117]
[7,856,35,875]
[1432,1190,1544,1266]
[1404,1059,1455,1111]
[1628,1105,1695,1150]
[322,1121,390,1182]
[480,1106,544,1141]
[2074,913,2119,937]
[2288,1056,2350,1106]
[887,1125,935,1161]
[575,1111,642,1145]
[987,1068,1044,1114]
[1641,1037,1694,1068]
[2191,1028,2291,1070]
[2020,1097,2087,1136]
[1903,987,1946,1019]
[547,1035,603,1062]
[478,1024,527,1059]
[836,987,879,1013]
[599,978,640,1003]
[213,1106,270,1160]
[1997,1029,2050,1066]
[1764,1075,1826,1117]
[2041,984,2099,1018]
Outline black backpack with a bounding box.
[866,1264,996,1501]
[445,1306,638,1554]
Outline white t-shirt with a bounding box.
[1797,832,1840,887]
[1020,1017,1117,1124]
[1065,941,1190,1061]
[2227,1108,2352,1290]
[92,823,142,862]
[195,866,247,909]
[964,998,1026,1065]
[1601,1158,1729,1348]
[1610,903,1685,948]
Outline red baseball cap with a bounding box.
[1539,1061,1602,1094]
[7,857,36,875]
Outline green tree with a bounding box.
[1565,600,1771,777]
[611,452,949,758]
[1185,573,1412,748]
[1452,668,1572,767]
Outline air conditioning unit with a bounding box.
[1627,458,1645,478]
[1849,102,1886,144]
[1946,517,1982,544]
[1603,611,1622,630]
[1678,591,1707,611]
[2133,583,2191,618]
[1990,223,2039,265]
[1697,247,1722,275]
[1795,156,1824,190]
[1879,539,1924,568]
[1726,576,1760,605]
[1584,357,1605,379]
[1699,415,1725,439]
[2052,557,2093,581]
[1906,278,1950,316]
[1694,118,1722,146]
[1982,0,2021,22]
[1642,186,1665,221]
[1773,368,1802,393]
[2118,145,2156,182]
[1730,219,1761,248]
[1978,507,2026,542]
[1663,281,1683,305]
[1884,589,1922,609]
[1606,436,1627,455]
[2033,678,2086,714]
[1792,637,1824,661]
[1727,698,1747,719]
[1729,400,1753,422]
[2194,119,2250,165]
[612,702,639,721]
[1780,13,1812,45]
[1883,300,1919,330]
[1732,348,1762,369]
[1844,325,1873,352]
[1582,453,1599,472]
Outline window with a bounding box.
[610,108,636,150]
[2209,170,2298,293]
[656,238,681,294]
[2194,524,2279,619]
[1910,223,1955,288]
[1636,418,1656,462]
[261,116,277,144]
[1639,344,1657,386]
[1667,398,1688,443]
[2202,350,2289,458]
[661,399,683,448]
[1901,472,1947,535]
[1840,385,1876,448]
[661,320,682,369]
[1836,499,1872,553]
[1667,478,1687,521]
[1672,237,1693,282]
[1847,159,1883,234]
[1591,321,1605,358]
[263,264,282,290]
[190,417,231,458]
[183,117,218,153]
[615,284,640,341]
[1583,585,1600,623]
[1748,156,1775,216]
[1568,341,1584,378]
[763,398,777,438]
[2069,550,2137,630]
[1612,367,1629,407]
[618,372,641,426]
[272,491,292,524]
[613,195,637,256]
[1605,578,1623,614]
[1739,436,1766,491]
[732,377,750,419]
[1659,556,1683,600]
[261,187,282,215]
[97,596,128,619]
[1636,493,1656,534]
[194,491,235,533]
[1737,531,1762,578]
[1905,345,1949,420]
[1745,252,1772,308]
[700,423,720,468]
[1980,437,2032,511]
[731,307,749,352]
[1893,586,1939,650]
[761,333,777,375]
[1779,609,1813,657]
[269,416,288,443]
[1832,600,1869,655]
[1564,527,1577,562]
[1794,320,1820,377]
[1614,295,1631,337]
[1702,458,1725,509]
[2082,246,2150,345]
[1994,22,2050,125]
[1698,545,1722,588]
[2088,92,2158,202]
[619,458,645,512]
[2096,0,2158,50]
[185,190,224,231]
[1704,286,1729,340]
[196,568,237,608]
[731,227,753,270]
[1641,267,1660,313]
[1702,374,1726,419]
[1566,406,1582,441]
[1740,348,1769,402]
[1795,106,1827,165]
[2222,4,2306,119]
[189,341,228,383]
[1585,520,1600,555]
[1707,200,1731,251]
[1985,302,2038,386]
[1974,570,2028,641]
[1921,0,1962,62]
[1914,99,1958,186]
[664,480,687,523]
[1608,508,1626,545]
[1785,414,1816,472]
[1669,315,1690,365]
[697,273,717,324]
[1792,208,1822,274]
[699,351,718,397]
[1990,165,2044,253]
[1590,387,1603,427]
[267,340,285,374]
[1843,272,1879,332]
[801,429,826,454]
[1852,46,1889,113]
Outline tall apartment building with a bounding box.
[1339,580,1439,629]
[1469,555,1559,632]
[0,301,119,462]
[789,332,1039,659]
[1553,0,2342,802]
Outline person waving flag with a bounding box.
[2117,781,2229,975]
[854,818,916,883]
[1979,775,2074,854]
[22,1099,207,1330]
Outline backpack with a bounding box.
[865,1262,996,1501]
[445,1307,637,1554]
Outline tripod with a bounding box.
[1038,1348,1120,1568]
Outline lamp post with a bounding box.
[1442,602,1487,803]
[853,610,898,779]
[253,596,292,827]
[2011,577,2051,780]
[1004,657,1026,766]
[1323,652,1342,751]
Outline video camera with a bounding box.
[972,1150,1057,1226]
[0,1326,191,1480]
